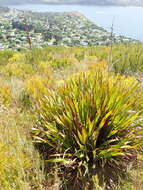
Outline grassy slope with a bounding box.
[0,44,143,190]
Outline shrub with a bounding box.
[0,85,12,105]
[32,68,143,190]
[24,75,52,100]
[19,90,33,109]
[38,61,53,75]
[49,58,74,69]
[8,52,24,63]
[3,62,34,78]
[88,60,108,71]
[0,50,14,66]
[74,48,86,61]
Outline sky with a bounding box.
[0,0,143,6]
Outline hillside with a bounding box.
[0,8,135,50]
[0,44,143,190]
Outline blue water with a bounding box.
[8,4,143,41]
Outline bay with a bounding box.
[8,4,143,41]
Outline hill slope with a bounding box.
[0,8,135,50]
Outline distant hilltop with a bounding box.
[64,11,86,18]
[1,0,143,6]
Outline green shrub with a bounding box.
[0,50,14,66]
[24,75,52,100]
[32,69,143,190]
[3,62,34,78]
[19,90,33,109]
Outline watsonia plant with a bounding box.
[32,67,143,190]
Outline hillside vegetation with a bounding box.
[0,44,143,190]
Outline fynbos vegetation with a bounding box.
[0,44,143,190]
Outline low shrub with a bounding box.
[32,68,143,190]
[3,62,34,78]
[0,50,14,66]
[0,85,12,105]
[8,52,24,63]
[49,58,75,69]
[19,90,33,109]
[24,75,52,100]
[38,61,53,75]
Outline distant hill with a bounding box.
[1,0,143,6]
[0,8,136,50]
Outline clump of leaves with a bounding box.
[32,68,143,190]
